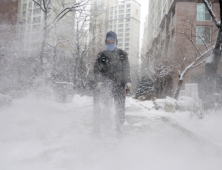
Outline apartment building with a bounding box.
[17,0,76,56]
[108,0,141,68]
[89,0,141,68]
[145,0,174,54]
[141,15,148,59]
[143,0,222,98]
[89,0,118,54]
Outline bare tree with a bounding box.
[202,0,222,104]
[141,42,178,98]
[32,0,89,73]
[174,9,215,99]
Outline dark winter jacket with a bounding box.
[94,48,131,87]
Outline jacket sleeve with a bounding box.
[94,52,103,83]
[122,51,131,84]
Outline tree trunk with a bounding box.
[174,79,183,100]
[204,28,222,104]
[39,12,48,73]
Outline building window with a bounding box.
[119,10,124,13]
[119,14,124,18]
[118,33,123,37]
[126,14,130,18]
[23,11,26,18]
[125,33,130,37]
[196,26,211,44]
[125,43,129,46]
[28,18,31,24]
[118,29,123,32]
[126,23,130,27]
[197,3,211,21]
[118,24,123,27]
[33,16,41,23]
[119,19,124,23]
[109,26,112,29]
[118,43,123,46]
[125,48,129,51]
[126,28,130,32]
[23,3,26,10]
[33,24,40,30]
[127,4,131,8]
[110,11,113,15]
[119,5,124,9]
[119,38,123,42]
[28,10,32,16]
[125,38,129,41]
[126,19,130,22]
[111,7,113,11]
[34,0,41,7]
[115,15,117,19]
[29,2,32,8]
[127,9,130,13]
[34,8,41,15]
[110,16,113,20]
[172,8,176,26]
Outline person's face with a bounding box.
[107,39,116,45]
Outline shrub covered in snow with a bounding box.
[165,96,177,112]
[177,96,197,112]
[153,96,202,113]
[153,99,165,110]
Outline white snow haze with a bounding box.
[1,0,222,170]
[0,95,222,170]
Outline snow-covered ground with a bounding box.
[0,95,222,170]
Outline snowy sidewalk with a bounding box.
[0,96,222,170]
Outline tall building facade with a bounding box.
[89,0,141,68]
[141,15,148,59]
[17,0,76,55]
[108,0,141,67]
[89,0,118,53]
[146,0,174,53]
[143,0,222,98]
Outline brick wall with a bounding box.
[0,0,19,25]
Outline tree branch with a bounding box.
[179,29,202,55]
[203,0,220,28]
[32,0,45,12]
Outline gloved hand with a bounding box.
[125,82,132,94]
[96,82,103,90]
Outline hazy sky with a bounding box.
[137,0,149,50]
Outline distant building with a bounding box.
[17,0,76,56]
[143,0,222,98]
[108,0,141,68]
[89,0,118,54]
[89,0,141,68]
[141,15,148,60]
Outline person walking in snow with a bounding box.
[93,31,132,137]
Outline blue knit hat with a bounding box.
[106,31,117,41]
